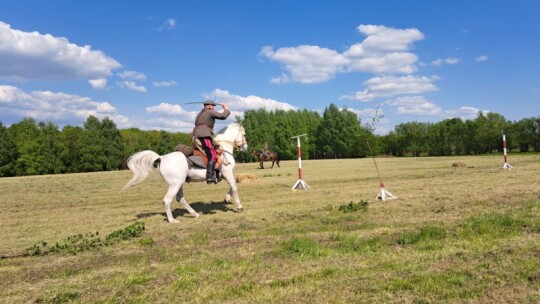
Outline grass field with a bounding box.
[1,154,539,303]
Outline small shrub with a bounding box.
[338,200,369,212]
[25,222,145,256]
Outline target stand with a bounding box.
[502,162,513,170]
[291,134,309,191]
[292,178,309,191]
[376,182,397,201]
[501,133,513,170]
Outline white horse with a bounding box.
[122,123,248,223]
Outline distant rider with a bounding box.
[262,141,271,158]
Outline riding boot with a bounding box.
[215,167,222,183]
[206,160,218,184]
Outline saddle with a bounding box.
[175,143,223,169]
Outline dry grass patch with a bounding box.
[0,154,539,303]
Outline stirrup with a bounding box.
[206,177,218,184]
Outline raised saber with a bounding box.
[184,101,224,106]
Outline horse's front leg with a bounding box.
[259,161,264,169]
[223,171,243,211]
[226,184,243,211]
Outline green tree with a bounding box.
[394,121,428,157]
[60,125,83,173]
[7,117,41,175]
[474,112,508,154]
[36,121,65,174]
[155,130,175,155]
[381,131,405,157]
[510,117,539,152]
[316,104,367,158]
[0,122,18,177]
[101,117,124,170]
[78,116,124,172]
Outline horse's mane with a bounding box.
[216,123,240,135]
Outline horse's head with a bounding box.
[236,124,248,152]
[230,123,248,152]
[215,123,248,152]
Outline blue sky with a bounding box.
[1,1,539,134]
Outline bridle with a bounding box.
[232,125,247,150]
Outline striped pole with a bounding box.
[502,133,513,170]
[503,134,508,163]
[291,134,309,190]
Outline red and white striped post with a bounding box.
[291,134,309,190]
[502,133,513,170]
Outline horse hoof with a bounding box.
[193,213,200,219]
[168,219,180,223]
[237,208,243,212]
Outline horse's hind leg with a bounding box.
[179,197,200,219]
[175,186,199,219]
[163,185,181,223]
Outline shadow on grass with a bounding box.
[135,200,238,221]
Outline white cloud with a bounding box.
[340,75,439,101]
[270,73,291,84]
[146,102,190,116]
[390,96,442,115]
[0,21,121,82]
[351,25,424,54]
[117,70,147,80]
[346,52,419,74]
[432,57,461,66]
[260,24,424,84]
[153,80,178,87]
[89,78,108,89]
[118,81,147,93]
[445,106,482,120]
[0,85,116,122]
[208,88,298,111]
[259,45,348,84]
[476,55,489,62]
[158,18,176,31]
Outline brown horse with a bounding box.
[251,149,280,169]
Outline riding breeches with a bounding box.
[198,137,218,162]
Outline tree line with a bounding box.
[1,104,538,177]
[240,104,539,160]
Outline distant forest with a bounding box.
[1,103,538,177]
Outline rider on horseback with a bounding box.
[262,141,271,159]
[193,100,230,184]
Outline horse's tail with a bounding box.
[122,150,161,191]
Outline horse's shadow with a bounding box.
[135,200,237,221]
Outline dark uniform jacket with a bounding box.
[193,109,230,138]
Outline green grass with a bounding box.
[0,154,539,303]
